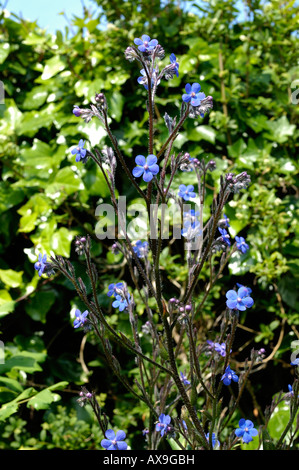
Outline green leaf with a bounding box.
[0,42,10,64]
[0,289,15,318]
[0,269,23,288]
[41,56,67,80]
[51,227,76,257]
[27,388,60,410]
[25,290,56,323]
[264,116,296,144]
[45,167,84,198]
[188,125,216,143]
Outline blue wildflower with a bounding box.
[181,220,201,239]
[226,286,254,311]
[291,358,299,366]
[218,227,231,246]
[137,68,160,90]
[180,371,191,386]
[73,105,81,117]
[107,282,124,297]
[71,139,87,162]
[73,309,89,329]
[178,184,196,201]
[235,236,249,254]
[236,283,252,295]
[182,83,206,107]
[132,154,159,182]
[34,253,47,277]
[170,53,179,77]
[221,365,239,386]
[155,414,172,437]
[205,432,220,449]
[214,342,227,357]
[134,34,158,53]
[133,240,149,258]
[223,214,230,227]
[235,419,258,444]
[101,429,128,450]
[112,294,131,312]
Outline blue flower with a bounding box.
[34,253,47,277]
[223,214,230,227]
[133,240,149,258]
[132,154,159,182]
[112,294,131,312]
[236,283,252,295]
[101,429,127,450]
[214,342,227,357]
[181,220,201,239]
[107,282,124,297]
[73,105,81,117]
[235,236,249,254]
[170,53,179,77]
[221,365,239,386]
[73,309,89,329]
[205,432,220,449]
[182,83,206,107]
[178,184,196,201]
[134,34,158,52]
[71,139,87,162]
[235,419,258,444]
[180,371,191,386]
[137,69,160,90]
[291,358,299,366]
[218,227,231,246]
[155,414,172,437]
[226,286,254,311]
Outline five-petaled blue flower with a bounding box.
[133,240,149,258]
[226,286,254,311]
[178,184,196,201]
[73,309,89,329]
[155,414,172,437]
[221,365,239,386]
[218,227,231,246]
[170,53,179,77]
[134,34,158,52]
[72,139,87,162]
[132,155,159,182]
[235,419,258,444]
[235,236,249,254]
[112,294,131,312]
[101,429,128,450]
[182,83,206,107]
[34,253,47,277]
[107,282,124,297]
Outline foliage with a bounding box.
[0,0,298,450]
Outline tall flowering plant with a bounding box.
[33,34,298,450]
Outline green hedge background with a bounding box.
[0,0,298,450]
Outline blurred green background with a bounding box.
[0,0,298,450]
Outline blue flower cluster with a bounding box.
[107,282,131,312]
